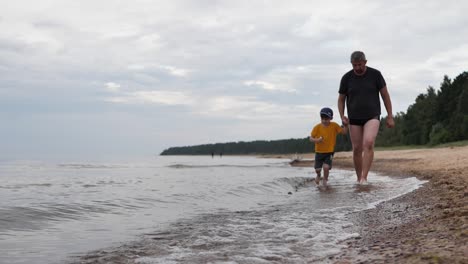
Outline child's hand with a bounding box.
[318,136,323,143]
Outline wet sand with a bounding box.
[271,146,468,263]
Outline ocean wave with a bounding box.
[58,163,127,169]
[167,163,286,169]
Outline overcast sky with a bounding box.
[1,0,467,161]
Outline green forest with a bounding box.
[160,71,468,155]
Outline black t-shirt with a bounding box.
[339,67,386,119]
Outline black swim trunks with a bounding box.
[349,116,380,126]
[314,152,334,169]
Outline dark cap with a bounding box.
[350,51,366,62]
[320,107,333,119]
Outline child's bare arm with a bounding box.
[309,136,324,143]
[340,124,348,135]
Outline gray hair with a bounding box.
[350,51,366,62]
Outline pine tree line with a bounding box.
[161,71,468,155]
[377,71,468,146]
[160,136,351,156]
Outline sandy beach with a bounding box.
[275,145,468,263]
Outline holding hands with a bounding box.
[341,116,349,126]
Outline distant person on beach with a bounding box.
[338,51,395,184]
[310,107,348,186]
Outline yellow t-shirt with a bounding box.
[311,122,343,153]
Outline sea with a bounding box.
[0,156,424,264]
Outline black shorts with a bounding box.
[314,152,334,169]
[349,116,380,126]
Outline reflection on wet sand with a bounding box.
[354,184,372,193]
[316,185,337,194]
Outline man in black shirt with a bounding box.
[338,51,395,183]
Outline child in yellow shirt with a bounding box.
[310,107,348,186]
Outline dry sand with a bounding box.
[273,146,468,263]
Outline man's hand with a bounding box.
[386,116,395,128]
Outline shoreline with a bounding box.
[267,146,468,263]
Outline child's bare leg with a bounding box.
[323,164,330,186]
[315,169,321,185]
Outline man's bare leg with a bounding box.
[360,120,380,183]
[349,125,364,182]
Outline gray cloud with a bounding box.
[1,0,467,160]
